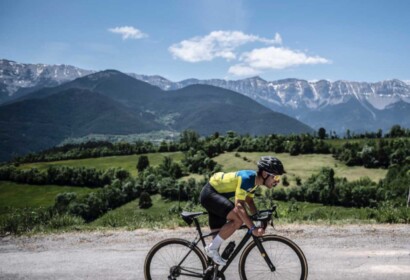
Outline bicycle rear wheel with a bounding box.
[239,235,308,280]
[144,238,207,280]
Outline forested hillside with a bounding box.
[1,127,409,234]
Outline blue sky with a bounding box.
[1,0,409,82]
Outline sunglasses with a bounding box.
[266,173,281,181]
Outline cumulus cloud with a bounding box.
[237,46,330,70]
[108,26,147,40]
[228,64,261,76]
[169,31,282,62]
[169,30,330,77]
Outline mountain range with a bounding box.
[2,59,409,134]
[131,75,410,133]
[0,65,312,161]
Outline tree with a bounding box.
[282,175,290,186]
[295,176,302,186]
[389,125,405,138]
[180,130,200,150]
[137,156,150,172]
[139,191,153,209]
[318,127,327,140]
[54,192,77,213]
[115,169,130,181]
[170,163,183,179]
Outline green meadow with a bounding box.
[19,152,185,177]
[9,152,387,211]
[1,151,397,234]
[90,194,196,229]
[0,181,93,215]
[18,151,386,184]
[213,152,387,185]
[89,195,407,230]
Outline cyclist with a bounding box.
[199,155,285,265]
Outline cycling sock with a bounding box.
[209,234,224,250]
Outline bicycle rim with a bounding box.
[144,238,207,280]
[239,235,308,280]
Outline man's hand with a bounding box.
[252,227,265,237]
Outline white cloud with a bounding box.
[169,30,330,77]
[228,64,261,76]
[228,46,331,76]
[169,31,282,62]
[108,26,147,40]
[239,46,330,70]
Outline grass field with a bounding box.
[3,151,391,232]
[0,181,93,215]
[17,151,387,188]
[89,194,396,229]
[19,152,185,177]
[90,194,199,229]
[213,152,387,186]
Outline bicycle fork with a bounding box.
[253,236,276,272]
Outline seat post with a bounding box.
[193,218,207,247]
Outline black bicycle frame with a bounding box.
[219,227,276,273]
[173,217,276,278]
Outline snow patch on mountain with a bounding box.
[0,59,94,96]
[1,58,409,133]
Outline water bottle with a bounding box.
[221,241,236,260]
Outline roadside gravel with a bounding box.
[1,224,409,279]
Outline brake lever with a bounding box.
[270,205,278,229]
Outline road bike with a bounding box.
[144,205,308,279]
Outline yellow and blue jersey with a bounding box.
[209,170,259,200]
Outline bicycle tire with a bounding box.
[239,235,308,280]
[144,238,207,280]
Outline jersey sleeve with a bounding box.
[235,173,254,200]
[235,176,247,201]
[246,192,255,199]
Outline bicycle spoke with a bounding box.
[146,240,205,279]
[240,236,307,280]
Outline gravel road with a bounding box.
[1,224,409,280]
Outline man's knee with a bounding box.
[227,212,242,228]
[233,218,242,228]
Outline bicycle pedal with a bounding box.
[203,266,214,280]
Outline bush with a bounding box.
[282,175,290,186]
[48,214,85,229]
[0,207,85,235]
[139,192,153,209]
[137,155,150,172]
[54,192,77,213]
[0,207,52,235]
[272,188,287,201]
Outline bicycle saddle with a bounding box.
[181,211,206,218]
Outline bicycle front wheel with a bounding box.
[239,235,308,280]
[144,238,207,280]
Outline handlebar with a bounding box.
[249,204,278,229]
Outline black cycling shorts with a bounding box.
[199,183,234,230]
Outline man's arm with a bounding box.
[234,199,265,236]
[245,196,258,216]
[234,199,254,229]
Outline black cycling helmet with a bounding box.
[257,156,286,175]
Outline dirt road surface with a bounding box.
[1,224,409,279]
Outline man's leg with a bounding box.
[206,209,242,264]
[216,209,243,240]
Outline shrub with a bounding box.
[54,192,77,213]
[282,175,290,187]
[137,155,150,172]
[139,192,153,209]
